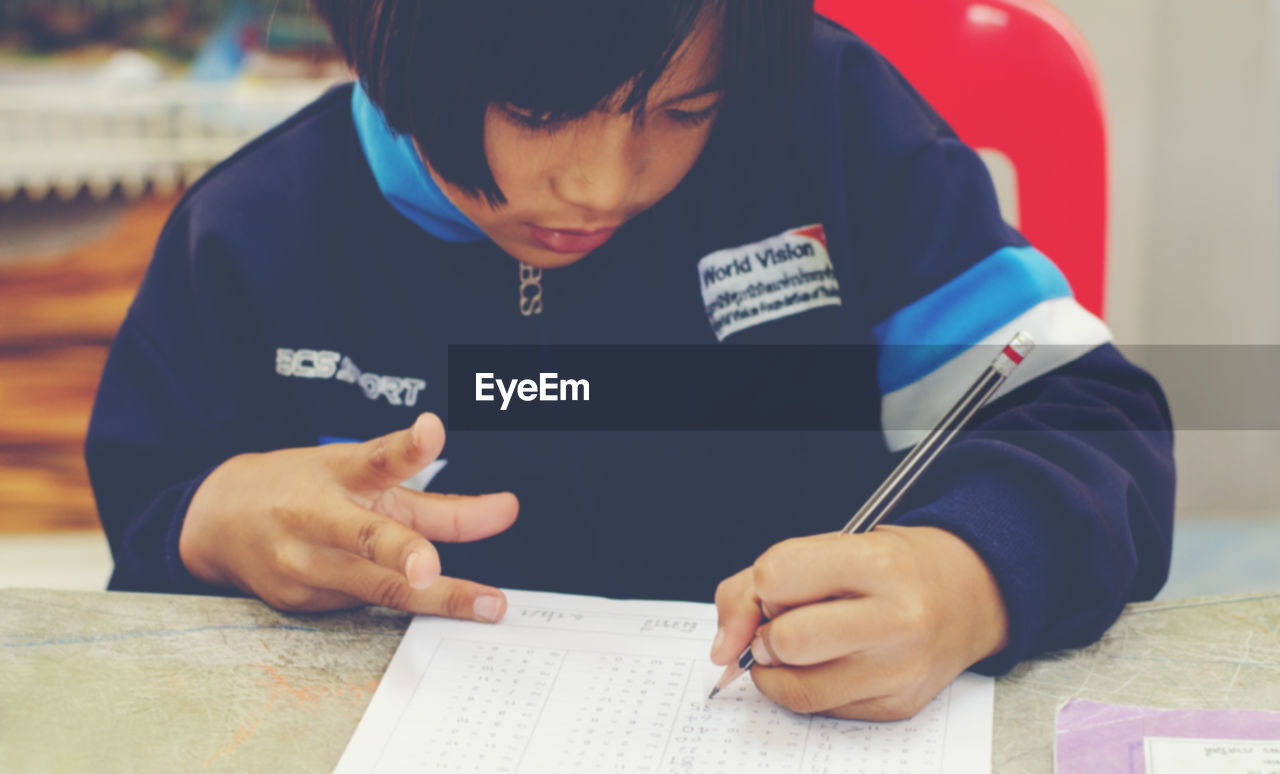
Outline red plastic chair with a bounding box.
[816,0,1109,318]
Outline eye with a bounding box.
[500,105,562,132]
[664,101,721,128]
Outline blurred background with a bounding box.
[0,0,1277,598]
[0,0,345,588]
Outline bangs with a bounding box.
[480,1,711,120]
[314,0,812,205]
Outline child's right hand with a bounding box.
[178,413,519,621]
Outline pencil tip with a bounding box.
[708,687,720,700]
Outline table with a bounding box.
[2,589,1277,773]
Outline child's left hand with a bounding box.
[710,525,1009,721]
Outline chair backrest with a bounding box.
[815,0,1109,318]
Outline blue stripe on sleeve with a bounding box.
[873,246,1073,394]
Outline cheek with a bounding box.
[483,123,550,206]
[643,125,715,190]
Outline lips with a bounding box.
[527,224,620,253]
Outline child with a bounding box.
[87,0,1174,721]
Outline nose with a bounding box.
[550,113,643,217]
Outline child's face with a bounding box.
[429,15,723,269]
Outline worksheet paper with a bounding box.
[335,589,994,774]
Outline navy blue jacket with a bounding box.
[87,19,1174,674]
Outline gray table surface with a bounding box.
[2,588,1277,773]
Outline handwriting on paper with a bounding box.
[640,617,700,634]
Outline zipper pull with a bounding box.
[519,262,543,316]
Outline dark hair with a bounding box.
[313,0,813,205]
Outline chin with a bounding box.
[510,246,595,270]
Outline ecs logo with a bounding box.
[275,348,426,407]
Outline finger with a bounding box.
[749,653,913,716]
[310,547,508,621]
[755,597,897,666]
[261,584,365,613]
[371,487,519,543]
[312,499,443,589]
[820,692,938,723]
[752,531,903,614]
[711,568,762,666]
[336,413,447,492]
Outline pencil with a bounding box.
[709,331,1036,699]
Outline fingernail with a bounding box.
[710,627,725,660]
[405,553,436,590]
[750,635,774,666]
[473,595,503,622]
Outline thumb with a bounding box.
[335,413,446,491]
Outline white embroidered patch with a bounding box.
[697,224,841,341]
[276,348,426,407]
